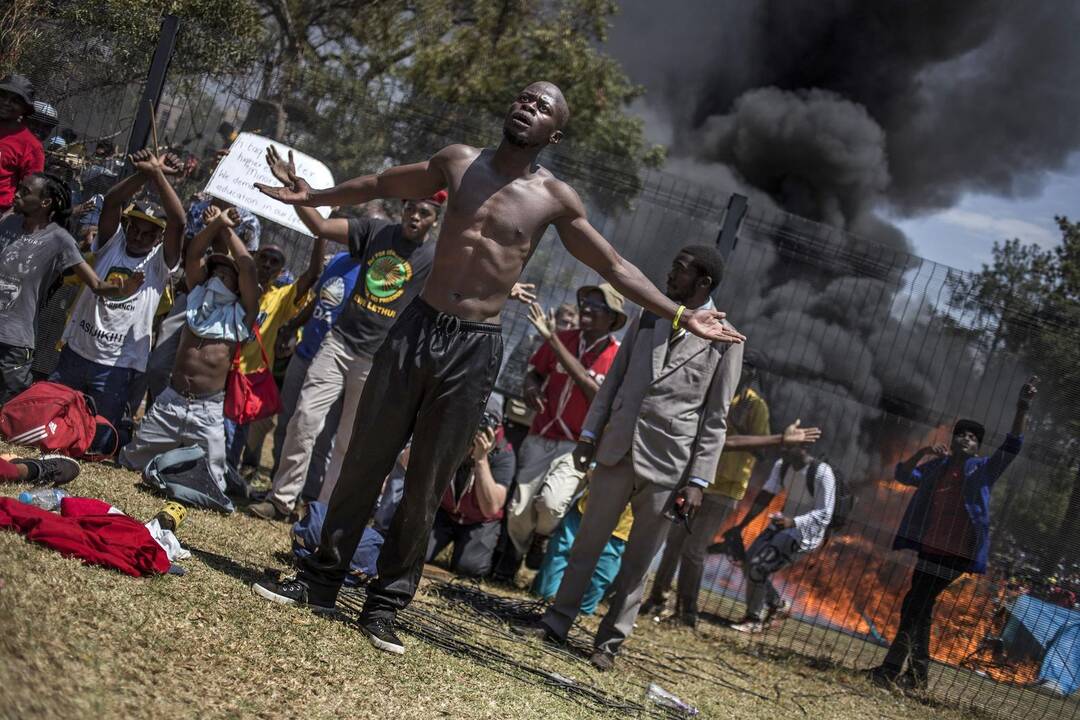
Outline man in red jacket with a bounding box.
[0,75,45,214]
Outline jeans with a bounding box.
[119,386,228,491]
[532,506,626,615]
[743,525,806,620]
[0,342,33,405]
[426,510,503,577]
[223,417,250,475]
[50,346,140,431]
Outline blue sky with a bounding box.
[893,155,1078,272]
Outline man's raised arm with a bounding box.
[552,184,745,345]
[255,145,451,208]
[263,146,350,243]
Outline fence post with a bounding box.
[125,14,180,155]
[716,193,748,260]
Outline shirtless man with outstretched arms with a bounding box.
[252,81,745,655]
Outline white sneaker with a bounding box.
[729,618,767,634]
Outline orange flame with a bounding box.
[710,424,1041,684]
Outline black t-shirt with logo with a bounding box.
[331,216,435,357]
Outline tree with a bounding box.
[946,218,1080,568]
[8,1,660,203]
[3,0,264,98]
[246,0,664,203]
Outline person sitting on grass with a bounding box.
[119,207,258,491]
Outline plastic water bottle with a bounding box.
[17,488,70,511]
[645,683,699,716]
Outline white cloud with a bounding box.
[937,208,1058,248]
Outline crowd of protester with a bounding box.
[0,72,1060,696]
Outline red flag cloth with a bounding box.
[0,496,170,577]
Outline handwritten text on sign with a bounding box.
[205,133,334,238]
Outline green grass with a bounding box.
[0,444,1066,719]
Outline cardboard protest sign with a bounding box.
[205,133,334,237]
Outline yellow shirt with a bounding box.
[237,283,302,373]
[155,280,174,318]
[708,386,770,500]
[578,490,634,542]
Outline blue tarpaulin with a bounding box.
[1003,594,1080,696]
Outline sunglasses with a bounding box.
[578,298,610,312]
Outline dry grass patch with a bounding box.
[0,445,994,718]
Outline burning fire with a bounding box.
[706,426,1042,685]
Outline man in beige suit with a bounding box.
[517,244,744,670]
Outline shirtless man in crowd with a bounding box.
[252,81,745,655]
[120,207,259,490]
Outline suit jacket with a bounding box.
[581,308,744,488]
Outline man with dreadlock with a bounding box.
[0,173,143,403]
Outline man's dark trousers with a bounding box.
[298,298,503,620]
[882,553,968,683]
[427,510,503,577]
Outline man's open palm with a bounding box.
[684,308,746,344]
[255,146,311,205]
[783,419,822,445]
[265,146,306,190]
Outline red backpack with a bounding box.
[0,382,116,459]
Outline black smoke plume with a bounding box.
[612,0,1080,218]
[608,0,1052,474]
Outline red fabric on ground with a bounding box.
[0,458,20,482]
[0,496,169,577]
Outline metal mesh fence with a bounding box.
[16,16,1080,717]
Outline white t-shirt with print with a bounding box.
[62,229,176,371]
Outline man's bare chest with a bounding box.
[447,170,558,244]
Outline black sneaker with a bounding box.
[11,455,80,486]
[251,577,336,614]
[590,650,616,671]
[361,616,405,654]
[640,595,666,617]
[865,665,901,689]
[524,534,549,570]
[511,619,564,644]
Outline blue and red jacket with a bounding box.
[892,433,1023,574]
